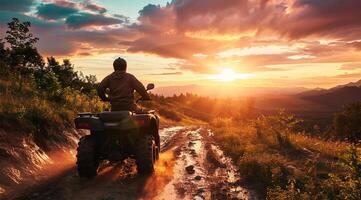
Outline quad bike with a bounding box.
[74,83,160,178]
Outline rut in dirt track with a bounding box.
[14,126,258,200]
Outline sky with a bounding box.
[1,0,361,89]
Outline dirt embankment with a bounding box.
[0,128,86,198]
[4,126,259,200]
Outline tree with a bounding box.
[333,101,361,143]
[76,73,97,96]
[34,68,61,97]
[0,38,8,76]
[5,18,44,75]
[0,38,5,58]
[47,57,77,88]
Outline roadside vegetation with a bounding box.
[0,18,106,149]
[148,93,361,199]
[211,108,361,199]
[0,18,110,193]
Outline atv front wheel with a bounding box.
[76,135,99,178]
[136,135,156,174]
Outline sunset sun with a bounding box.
[219,69,235,82]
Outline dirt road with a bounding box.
[11,126,258,200]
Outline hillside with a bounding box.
[302,86,361,109]
[297,79,361,98]
[331,79,361,91]
[296,88,329,97]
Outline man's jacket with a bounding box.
[97,71,150,110]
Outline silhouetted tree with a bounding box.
[0,38,5,58]
[4,18,44,88]
[0,38,8,76]
[1,18,99,98]
[46,57,77,89]
[333,101,361,143]
[61,59,78,86]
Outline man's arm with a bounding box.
[131,75,151,100]
[97,76,110,101]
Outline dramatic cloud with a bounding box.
[82,0,107,14]
[1,0,361,80]
[36,0,110,20]
[280,0,361,39]
[120,35,234,59]
[349,41,361,50]
[48,0,107,14]
[339,63,361,71]
[65,13,124,29]
[37,3,78,20]
[51,0,78,9]
[0,10,61,28]
[0,0,35,12]
[333,72,361,79]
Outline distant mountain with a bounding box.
[297,79,361,97]
[152,84,308,97]
[297,88,329,97]
[330,79,361,91]
[302,86,361,108]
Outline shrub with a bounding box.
[333,101,361,143]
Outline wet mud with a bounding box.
[6,126,259,200]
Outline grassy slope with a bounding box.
[210,113,361,199]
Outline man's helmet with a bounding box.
[113,57,127,71]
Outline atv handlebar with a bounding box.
[136,83,155,103]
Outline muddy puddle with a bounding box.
[151,127,258,200]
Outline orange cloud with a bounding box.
[1,0,361,75]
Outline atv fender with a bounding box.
[133,114,160,149]
[74,116,104,131]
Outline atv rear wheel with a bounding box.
[76,135,99,178]
[136,135,157,174]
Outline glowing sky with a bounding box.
[1,0,361,88]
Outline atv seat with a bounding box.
[99,111,132,121]
[134,110,156,114]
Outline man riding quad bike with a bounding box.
[74,57,160,178]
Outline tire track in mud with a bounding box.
[12,126,258,200]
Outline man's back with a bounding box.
[102,71,136,103]
[97,58,150,111]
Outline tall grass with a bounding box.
[211,111,361,199]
